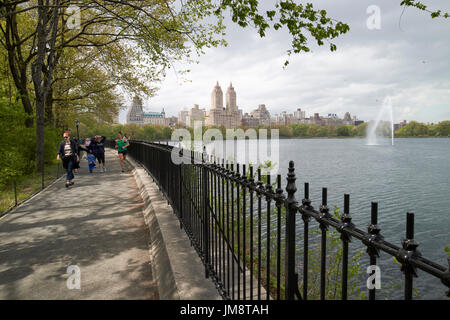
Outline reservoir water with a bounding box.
[201,137,449,299]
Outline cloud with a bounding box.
[120,0,450,124]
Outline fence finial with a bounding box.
[286,161,297,198]
[285,161,300,300]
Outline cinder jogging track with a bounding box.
[0,149,158,299]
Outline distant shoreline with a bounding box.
[160,136,450,142]
[275,136,450,139]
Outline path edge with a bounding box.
[127,155,222,300]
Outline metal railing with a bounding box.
[0,162,64,218]
[116,139,450,300]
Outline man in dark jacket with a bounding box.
[90,135,106,172]
[57,131,79,188]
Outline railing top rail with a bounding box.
[297,204,448,276]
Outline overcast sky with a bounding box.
[119,0,450,124]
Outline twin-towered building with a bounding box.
[205,82,243,128]
[180,82,270,129]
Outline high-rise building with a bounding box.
[251,104,271,126]
[178,108,189,126]
[241,113,260,127]
[343,112,353,125]
[205,82,242,128]
[127,96,144,125]
[126,95,166,126]
[186,104,206,127]
[294,108,305,121]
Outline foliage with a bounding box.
[286,123,367,138]
[336,125,351,137]
[299,206,365,300]
[401,1,449,18]
[394,121,450,137]
[396,121,428,137]
[79,122,173,141]
[0,162,63,213]
[0,100,60,187]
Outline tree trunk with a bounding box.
[6,49,34,128]
[32,0,47,173]
[32,0,60,172]
[45,86,54,125]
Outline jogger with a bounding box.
[116,132,130,173]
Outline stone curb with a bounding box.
[127,156,222,300]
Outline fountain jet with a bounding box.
[367,96,394,146]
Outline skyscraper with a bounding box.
[126,95,166,126]
[127,96,144,125]
[205,82,242,128]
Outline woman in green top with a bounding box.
[116,132,130,172]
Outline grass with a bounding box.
[0,161,65,214]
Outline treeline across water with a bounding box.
[275,121,450,138]
[395,121,450,137]
[86,120,450,142]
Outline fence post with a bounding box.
[179,147,183,230]
[285,161,298,300]
[366,202,382,300]
[301,182,312,300]
[14,181,17,206]
[42,164,45,190]
[340,194,353,300]
[319,187,330,300]
[202,146,210,278]
[398,212,420,300]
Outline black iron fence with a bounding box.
[0,162,64,218]
[113,139,450,300]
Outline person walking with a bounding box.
[57,131,79,188]
[86,150,96,173]
[116,132,130,173]
[84,138,91,149]
[91,135,107,172]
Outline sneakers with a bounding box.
[103,167,106,172]
[65,182,70,188]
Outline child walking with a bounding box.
[87,150,96,173]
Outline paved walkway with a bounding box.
[0,149,158,299]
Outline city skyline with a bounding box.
[119,0,450,124]
[126,82,367,128]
